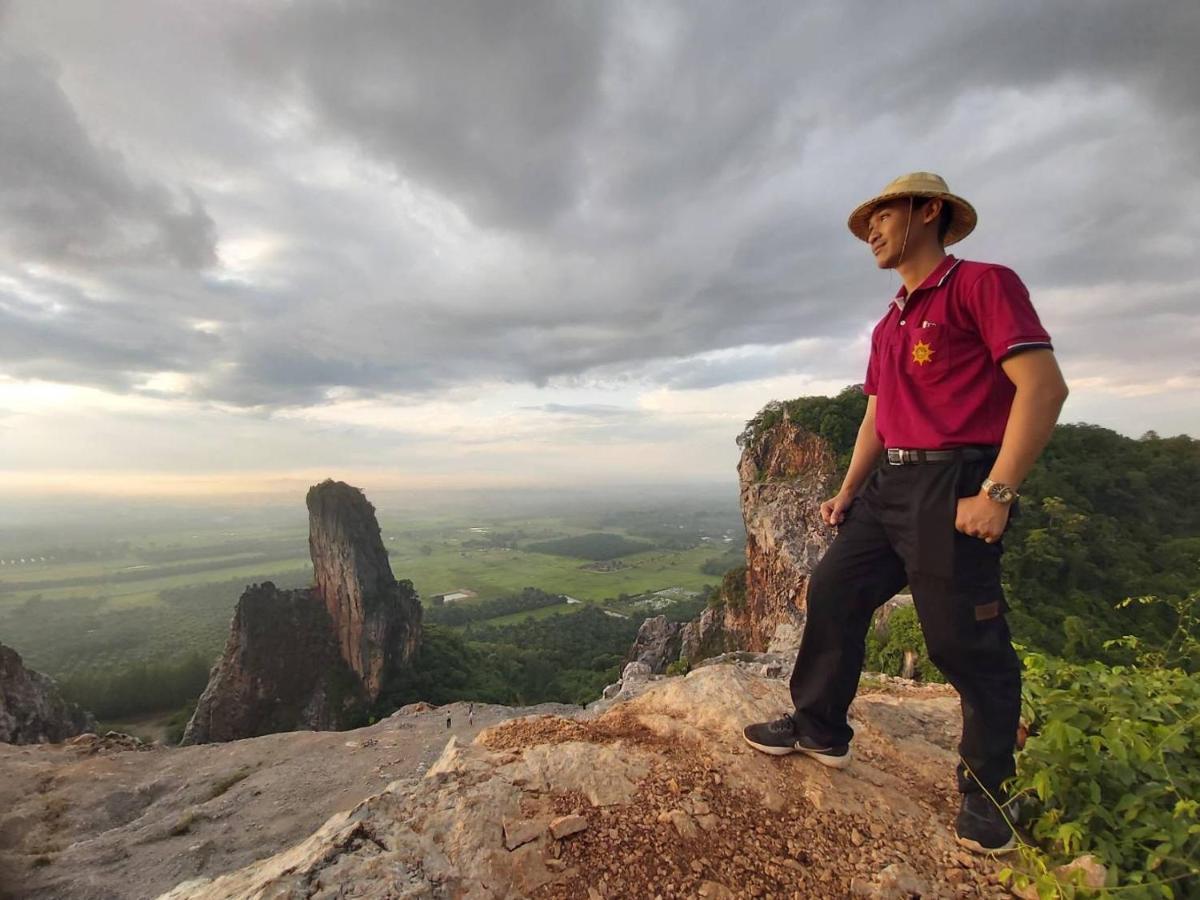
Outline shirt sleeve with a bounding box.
[962,266,1053,364]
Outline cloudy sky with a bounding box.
[1,1,1197,499]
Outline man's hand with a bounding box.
[956,491,1011,543]
[821,490,856,526]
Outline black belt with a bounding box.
[885,446,999,465]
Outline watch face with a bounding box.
[989,484,1013,502]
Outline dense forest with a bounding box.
[377,595,709,713]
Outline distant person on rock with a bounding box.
[468,702,474,726]
[742,173,1069,855]
[446,713,451,729]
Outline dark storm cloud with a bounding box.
[233,0,612,232]
[0,0,1197,414]
[0,48,217,269]
[0,266,225,391]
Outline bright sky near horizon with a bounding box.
[1,2,1197,499]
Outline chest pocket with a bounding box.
[902,319,952,382]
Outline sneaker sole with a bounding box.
[741,731,852,768]
[955,834,1016,855]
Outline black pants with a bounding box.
[788,448,1022,796]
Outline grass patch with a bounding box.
[206,766,253,800]
[168,810,196,836]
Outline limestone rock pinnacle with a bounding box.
[307,479,421,702]
[181,480,422,744]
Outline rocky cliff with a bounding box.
[0,641,95,745]
[732,407,840,651]
[630,404,841,677]
[181,480,422,745]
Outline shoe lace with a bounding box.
[771,712,797,734]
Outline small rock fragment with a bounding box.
[1053,854,1109,891]
[549,814,588,839]
[502,817,543,850]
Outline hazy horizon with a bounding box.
[0,479,746,536]
[3,2,1197,500]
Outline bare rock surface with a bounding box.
[0,700,579,900]
[0,641,95,745]
[0,662,1018,900]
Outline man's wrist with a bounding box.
[980,477,1020,504]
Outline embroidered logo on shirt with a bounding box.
[921,320,937,328]
[912,340,935,365]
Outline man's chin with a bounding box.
[874,253,897,269]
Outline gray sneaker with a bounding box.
[742,712,852,768]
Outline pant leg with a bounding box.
[904,456,1022,796]
[909,569,1021,795]
[789,468,908,747]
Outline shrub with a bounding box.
[1000,593,1200,898]
[721,566,747,610]
[864,604,945,683]
[665,658,690,676]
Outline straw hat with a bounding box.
[847,172,977,246]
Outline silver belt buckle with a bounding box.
[887,448,904,465]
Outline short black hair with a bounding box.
[915,196,954,244]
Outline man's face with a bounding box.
[865,198,914,269]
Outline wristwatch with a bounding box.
[981,478,1019,504]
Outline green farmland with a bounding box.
[0,505,744,681]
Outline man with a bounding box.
[741,172,1069,854]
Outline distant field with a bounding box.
[0,553,309,595]
[522,532,655,560]
[0,558,314,613]
[0,510,742,677]
[389,545,721,604]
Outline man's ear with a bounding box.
[922,197,943,226]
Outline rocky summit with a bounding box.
[161,662,1009,898]
[180,480,422,745]
[0,657,1011,899]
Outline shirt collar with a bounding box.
[891,255,961,309]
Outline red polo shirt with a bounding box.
[862,255,1053,449]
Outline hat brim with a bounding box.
[847,190,977,247]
